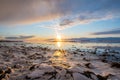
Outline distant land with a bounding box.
[0,40,23,42]
[48,37,120,43]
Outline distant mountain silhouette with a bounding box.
[0,40,23,42]
[67,37,120,43]
[48,37,120,43]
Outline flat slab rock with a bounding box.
[73,73,92,80]
[27,70,45,79]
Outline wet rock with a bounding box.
[83,71,94,79]
[90,73,99,80]
[13,59,27,65]
[0,67,12,80]
[59,76,67,80]
[13,64,23,69]
[29,65,36,71]
[73,51,77,54]
[39,64,55,72]
[68,67,84,73]
[54,66,65,73]
[55,73,61,79]
[4,74,10,80]
[59,68,66,76]
[26,70,45,79]
[73,73,91,80]
[85,63,94,69]
[81,54,84,56]
[0,73,6,80]
[83,71,99,80]
[41,74,52,80]
[0,68,3,74]
[101,59,107,63]
[97,74,111,80]
[65,73,73,80]
[107,74,120,80]
[83,57,90,61]
[44,71,57,80]
[110,62,120,68]
[5,67,13,74]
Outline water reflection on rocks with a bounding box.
[0,42,120,80]
[50,50,70,68]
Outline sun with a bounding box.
[56,34,61,41]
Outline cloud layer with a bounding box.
[91,28,120,35]
[0,0,64,24]
[0,0,120,30]
[5,35,34,39]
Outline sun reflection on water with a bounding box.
[57,41,62,48]
[50,35,70,68]
[50,50,70,68]
[49,33,70,68]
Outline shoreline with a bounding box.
[0,42,120,80]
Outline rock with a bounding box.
[0,73,6,80]
[59,76,67,80]
[83,71,96,79]
[111,62,120,68]
[42,74,53,80]
[55,73,61,79]
[73,73,91,80]
[5,67,13,74]
[90,73,99,80]
[68,67,84,73]
[101,59,107,63]
[0,68,11,80]
[55,66,66,76]
[97,74,111,80]
[29,65,36,71]
[26,70,45,79]
[0,68,3,74]
[4,74,10,80]
[107,75,120,80]
[83,57,90,61]
[65,73,73,80]
[81,54,84,56]
[39,64,55,72]
[60,68,66,76]
[13,64,23,69]
[85,63,94,69]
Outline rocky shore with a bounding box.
[0,43,120,80]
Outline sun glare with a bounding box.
[57,34,61,41]
[57,41,61,47]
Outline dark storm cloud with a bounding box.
[92,29,120,35]
[0,0,120,29]
[5,35,34,39]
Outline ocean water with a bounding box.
[0,41,120,52]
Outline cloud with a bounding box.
[0,0,64,24]
[91,28,120,35]
[40,13,114,30]
[0,0,120,30]
[5,35,34,39]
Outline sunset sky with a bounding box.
[0,0,120,41]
